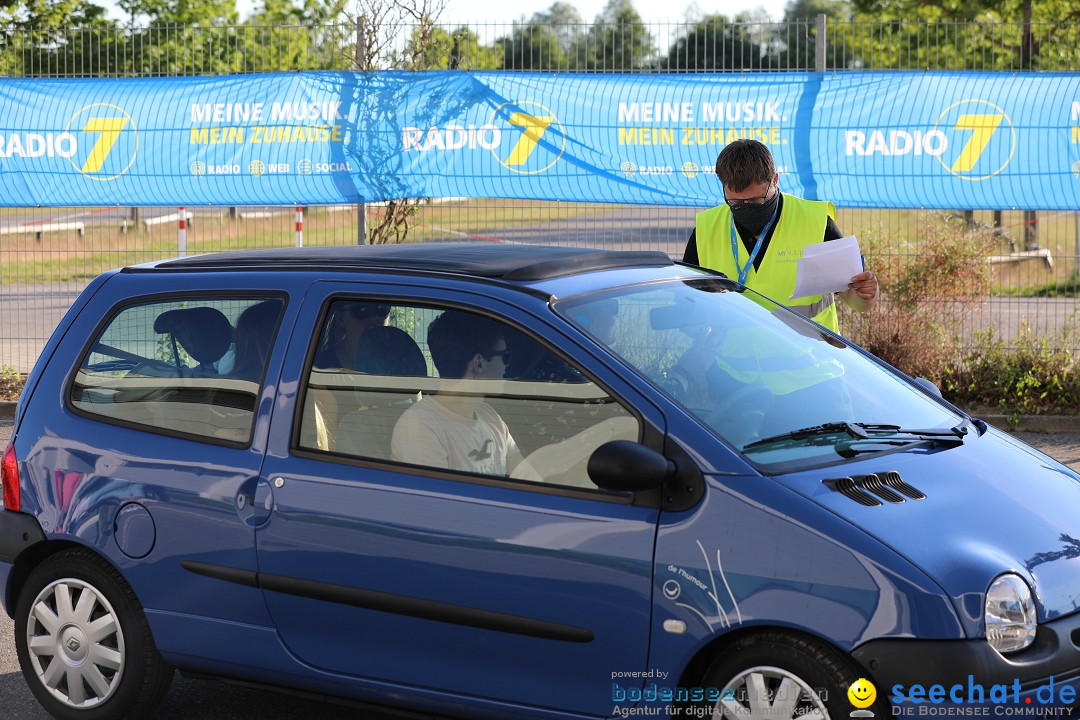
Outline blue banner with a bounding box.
[0,71,1077,209]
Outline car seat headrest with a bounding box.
[354,326,427,377]
[154,307,234,364]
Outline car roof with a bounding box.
[147,243,675,282]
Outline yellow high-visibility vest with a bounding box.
[708,318,846,396]
[696,194,839,333]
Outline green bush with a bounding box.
[842,213,996,387]
[842,214,1080,416]
[943,323,1080,415]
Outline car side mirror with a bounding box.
[914,377,942,397]
[587,440,674,492]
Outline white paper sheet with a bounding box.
[790,235,863,300]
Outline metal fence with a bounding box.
[0,17,1078,372]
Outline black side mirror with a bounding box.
[587,440,674,492]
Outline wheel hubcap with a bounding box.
[718,666,829,720]
[25,578,125,708]
[60,625,88,663]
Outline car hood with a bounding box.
[775,426,1080,626]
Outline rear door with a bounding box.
[255,281,661,715]
[20,272,290,646]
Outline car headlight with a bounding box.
[985,573,1036,654]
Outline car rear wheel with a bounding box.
[14,547,173,720]
[693,631,883,720]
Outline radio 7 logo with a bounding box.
[936,99,1015,180]
[490,101,565,174]
[67,104,138,180]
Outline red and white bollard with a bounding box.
[295,206,303,247]
[177,206,187,257]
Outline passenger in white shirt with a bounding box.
[392,311,526,476]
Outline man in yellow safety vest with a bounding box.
[685,139,878,332]
[675,140,880,439]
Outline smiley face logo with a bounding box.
[847,678,876,709]
[662,580,681,600]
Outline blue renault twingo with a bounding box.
[2,243,1079,719]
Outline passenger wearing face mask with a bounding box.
[684,139,877,333]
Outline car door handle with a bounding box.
[236,476,274,527]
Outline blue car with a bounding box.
[2,243,1079,720]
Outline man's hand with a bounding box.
[841,270,878,312]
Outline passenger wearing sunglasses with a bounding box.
[392,310,532,478]
[684,139,877,334]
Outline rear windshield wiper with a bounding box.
[743,421,968,451]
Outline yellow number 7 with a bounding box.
[506,113,553,166]
[81,117,129,174]
[950,113,1003,173]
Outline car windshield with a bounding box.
[557,277,963,470]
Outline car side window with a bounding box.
[69,297,284,443]
[298,300,639,490]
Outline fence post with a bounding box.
[177,206,187,257]
[356,18,369,246]
[295,205,303,247]
[1024,210,1039,250]
[815,14,827,72]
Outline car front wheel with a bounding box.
[14,548,173,720]
[692,631,885,720]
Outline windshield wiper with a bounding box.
[743,421,968,451]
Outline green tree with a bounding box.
[779,0,851,69]
[842,0,1080,69]
[0,0,102,26]
[438,26,500,70]
[532,1,584,27]
[495,2,587,70]
[663,14,766,70]
[118,0,237,26]
[531,1,586,59]
[0,0,120,76]
[236,0,348,72]
[116,0,241,75]
[581,0,655,70]
[399,23,498,71]
[499,22,568,70]
[785,0,852,19]
[250,0,340,25]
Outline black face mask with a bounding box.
[731,191,779,238]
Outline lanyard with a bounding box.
[729,203,779,286]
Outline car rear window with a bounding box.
[69,297,284,444]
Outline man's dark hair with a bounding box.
[428,311,505,378]
[715,139,775,191]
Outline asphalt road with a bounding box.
[2,410,1080,718]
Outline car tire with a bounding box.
[689,631,885,720]
[14,547,174,720]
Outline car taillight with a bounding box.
[1,442,19,512]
